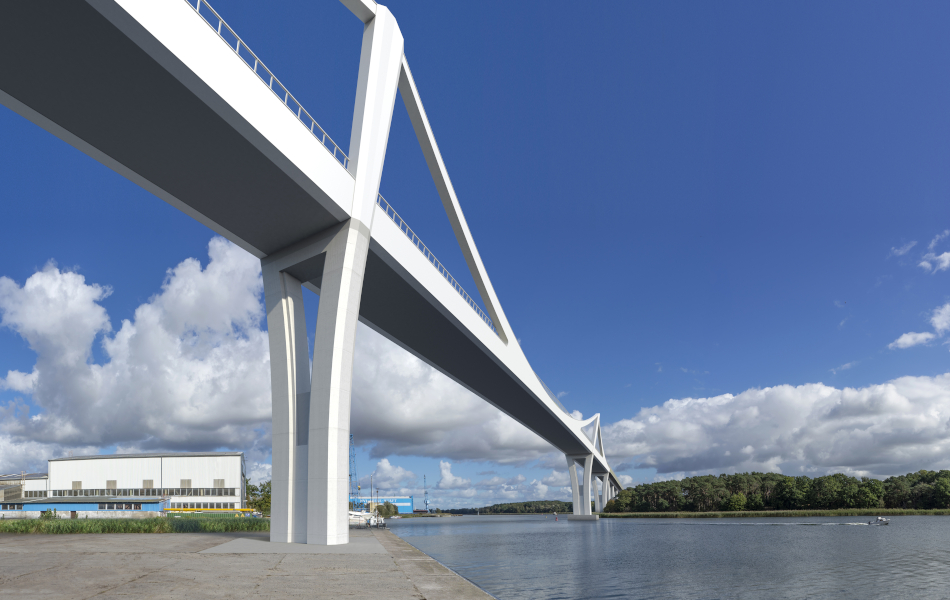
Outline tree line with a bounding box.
[605,470,950,513]
[449,500,573,514]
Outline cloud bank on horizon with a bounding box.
[2,237,950,505]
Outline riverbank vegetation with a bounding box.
[604,470,950,513]
[0,514,270,534]
[449,500,573,515]
[601,508,950,518]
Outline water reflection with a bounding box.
[389,515,950,600]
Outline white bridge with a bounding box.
[0,0,621,544]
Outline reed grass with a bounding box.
[0,516,270,534]
[599,508,950,518]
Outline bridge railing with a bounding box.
[186,0,351,171]
[539,378,580,419]
[375,194,497,335]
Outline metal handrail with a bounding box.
[539,378,580,419]
[185,0,351,172]
[375,194,497,335]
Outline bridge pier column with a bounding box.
[566,454,593,516]
[307,219,371,545]
[593,473,607,513]
[262,220,370,546]
[263,266,311,543]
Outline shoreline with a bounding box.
[599,508,950,518]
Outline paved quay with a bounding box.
[0,528,493,599]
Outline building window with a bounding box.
[72,481,82,490]
[214,479,225,488]
[143,480,153,489]
[180,479,191,489]
[106,480,116,490]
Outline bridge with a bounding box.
[0,0,621,544]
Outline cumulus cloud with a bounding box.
[1,369,37,393]
[0,238,272,470]
[437,460,471,489]
[889,302,950,350]
[888,332,935,349]
[932,303,950,335]
[889,241,917,257]
[362,458,416,490]
[919,253,950,273]
[603,373,950,479]
[0,235,561,479]
[350,326,555,464]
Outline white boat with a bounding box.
[867,516,890,526]
[349,511,383,527]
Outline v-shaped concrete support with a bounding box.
[265,5,402,546]
[397,58,512,344]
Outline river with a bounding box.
[388,514,950,599]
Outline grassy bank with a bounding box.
[0,517,270,534]
[599,508,950,518]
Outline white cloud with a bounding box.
[0,238,272,469]
[246,461,272,486]
[0,236,559,478]
[436,460,471,489]
[931,303,950,335]
[830,361,857,375]
[541,469,570,486]
[927,230,949,252]
[1,369,37,393]
[350,325,555,465]
[889,302,950,352]
[603,373,950,478]
[363,458,416,491]
[888,331,935,349]
[889,241,917,257]
[919,252,950,273]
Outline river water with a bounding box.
[388,515,950,599]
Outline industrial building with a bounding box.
[0,452,246,517]
[349,495,414,514]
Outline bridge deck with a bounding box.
[0,0,612,476]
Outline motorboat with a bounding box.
[349,511,380,527]
[867,516,890,526]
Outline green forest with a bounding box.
[449,500,573,514]
[605,469,950,513]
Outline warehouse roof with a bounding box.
[49,452,243,462]
[0,473,47,481]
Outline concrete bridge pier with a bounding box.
[566,454,598,520]
[593,473,607,513]
[263,2,403,546]
[263,220,371,545]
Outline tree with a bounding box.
[932,477,950,509]
[746,493,765,511]
[857,478,884,509]
[246,478,271,515]
[723,492,746,512]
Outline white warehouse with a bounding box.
[2,452,246,516]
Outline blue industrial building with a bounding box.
[350,495,414,514]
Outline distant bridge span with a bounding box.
[0,0,620,544]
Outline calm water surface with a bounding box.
[389,515,950,599]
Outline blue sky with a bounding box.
[1,0,949,507]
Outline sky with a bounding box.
[1,0,949,509]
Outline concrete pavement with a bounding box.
[0,528,493,599]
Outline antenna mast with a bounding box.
[424,475,430,513]
[348,434,360,509]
